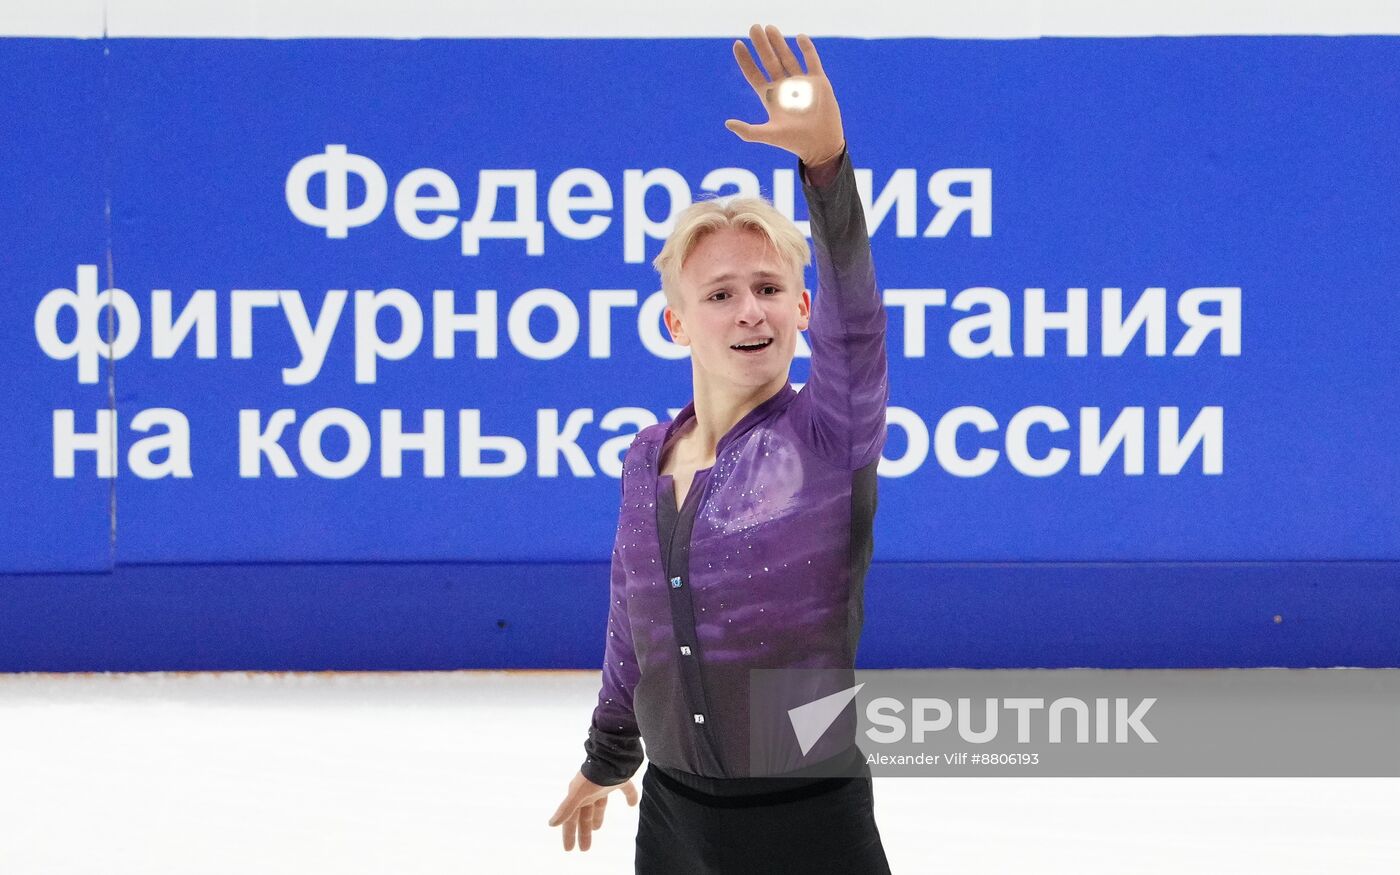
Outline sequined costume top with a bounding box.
[581,146,889,783]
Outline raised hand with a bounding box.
[724,24,846,167]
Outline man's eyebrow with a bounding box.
[703,270,786,285]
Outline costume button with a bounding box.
[693,713,705,724]
[670,576,683,588]
[679,646,691,656]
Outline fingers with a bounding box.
[796,33,825,78]
[547,794,576,828]
[748,23,788,82]
[549,790,583,852]
[577,809,594,852]
[558,808,593,853]
[550,781,641,853]
[732,39,769,96]
[767,24,803,78]
[724,119,761,143]
[561,811,577,852]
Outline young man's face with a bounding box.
[665,227,811,391]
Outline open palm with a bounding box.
[725,24,846,167]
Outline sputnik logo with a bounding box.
[787,682,864,756]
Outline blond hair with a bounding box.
[652,194,811,311]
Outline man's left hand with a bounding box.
[725,24,846,167]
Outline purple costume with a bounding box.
[582,146,888,785]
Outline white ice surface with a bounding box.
[0,670,1397,874]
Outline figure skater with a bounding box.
[548,23,892,874]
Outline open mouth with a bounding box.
[730,339,773,353]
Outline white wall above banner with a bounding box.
[6,0,1400,38]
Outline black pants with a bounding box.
[635,765,893,874]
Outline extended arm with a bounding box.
[726,25,888,468]
[798,145,889,469]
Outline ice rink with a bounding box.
[0,670,1396,873]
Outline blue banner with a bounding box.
[3,37,1399,573]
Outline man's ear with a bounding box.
[796,288,812,331]
[663,304,690,346]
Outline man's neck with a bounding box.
[685,372,789,460]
